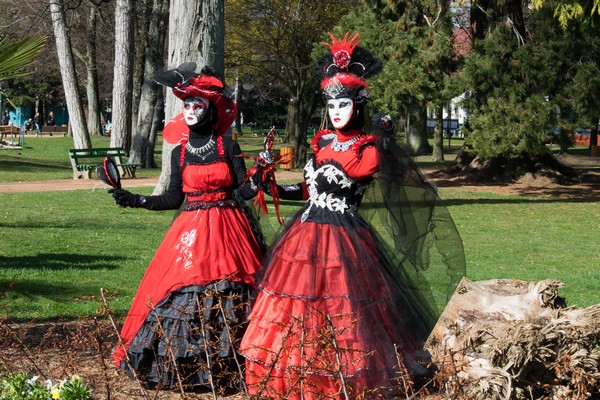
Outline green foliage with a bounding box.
[532,0,600,28]
[225,0,360,135]
[0,36,47,82]
[338,1,457,120]
[466,95,554,160]
[0,373,49,400]
[2,76,62,107]
[0,373,92,400]
[56,376,92,400]
[460,2,600,163]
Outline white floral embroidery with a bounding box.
[175,229,197,269]
[301,160,357,222]
[180,229,197,246]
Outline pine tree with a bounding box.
[339,1,458,157]
[457,0,600,180]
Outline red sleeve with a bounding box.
[349,144,379,180]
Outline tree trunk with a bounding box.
[432,106,444,162]
[110,0,135,153]
[154,0,225,195]
[131,0,148,140]
[49,0,91,149]
[588,118,598,149]
[405,102,431,156]
[234,74,242,134]
[130,0,168,166]
[146,88,164,169]
[85,2,102,137]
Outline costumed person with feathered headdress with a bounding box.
[238,33,466,398]
[108,63,264,392]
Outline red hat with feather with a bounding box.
[317,32,382,101]
[154,63,237,143]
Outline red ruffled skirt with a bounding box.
[113,205,263,366]
[240,217,431,399]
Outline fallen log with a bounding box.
[425,278,600,400]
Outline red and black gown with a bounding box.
[112,133,264,389]
[239,129,465,399]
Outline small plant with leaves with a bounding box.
[52,375,93,400]
[0,373,50,400]
[0,372,92,400]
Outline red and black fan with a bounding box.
[96,156,121,190]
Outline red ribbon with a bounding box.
[239,152,291,225]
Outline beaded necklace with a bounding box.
[330,134,360,152]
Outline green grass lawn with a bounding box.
[0,134,597,320]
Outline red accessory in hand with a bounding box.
[239,128,291,225]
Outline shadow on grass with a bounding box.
[0,158,70,173]
[0,278,112,304]
[0,253,126,270]
[439,194,600,206]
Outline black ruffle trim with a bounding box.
[121,281,251,391]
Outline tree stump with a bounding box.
[425,278,600,399]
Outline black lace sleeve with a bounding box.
[141,146,186,211]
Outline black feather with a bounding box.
[315,46,382,82]
[96,157,121,190]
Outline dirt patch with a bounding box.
[0,320,246,399]
[0,172,305,193]
[0,177,159,193]
[426,153,600,199]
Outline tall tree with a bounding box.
[339,1,457,157]
[153,0,225,194]
[130,0,168,168]
[109,0,134,151]
[455,0,600,179]
[76,1,103,136]
[49,0,91,149]
[226,0,359,167]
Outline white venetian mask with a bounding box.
[327,97,354,130]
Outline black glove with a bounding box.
[108,189,141,208]
[251,171,272,190]
[371,112,396,134]
[372,112,397,150]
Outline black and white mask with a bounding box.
[327,97,354,130]
[183,97,210,126]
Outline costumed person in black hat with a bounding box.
[239,33,466,398]
[109,63,264,392]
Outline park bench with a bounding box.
[0,125,22,146]
[68,147,142,180]
[45,125,69,136]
